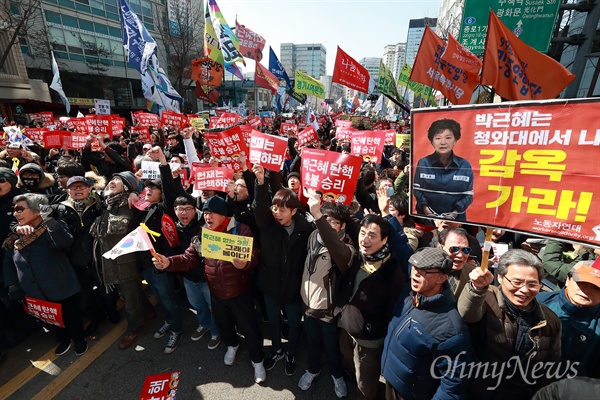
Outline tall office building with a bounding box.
[405,17,438,67]
[383,42,407,79]
[280,43,327,79]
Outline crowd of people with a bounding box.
[0,111,599,400]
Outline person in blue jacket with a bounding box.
[537,259,600,378]
[381,247,470,400]
[413,118,473,222]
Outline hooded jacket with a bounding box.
[18,162,64,204]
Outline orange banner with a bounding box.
[410,98,600,246]
[191,57,223,86]
[481,11,575,101]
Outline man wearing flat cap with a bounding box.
[538,258,600,378]
[382,247,470,400]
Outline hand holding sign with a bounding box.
[232,258,249,270]
[253,164,265,185]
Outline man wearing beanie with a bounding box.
[381,247,470,400]
[91,170,149,350]
[153,195,266,384]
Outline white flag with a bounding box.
[50,52,70,114]
[374,95,384,114]
[102,226,155,260]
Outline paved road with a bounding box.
[0,297,369,399]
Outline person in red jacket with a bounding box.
[151,196,266,384]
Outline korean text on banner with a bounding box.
[249,130,287,171]
[301,148,363,205]
[332,46,370,94]
[203,126,250,171]
[279,122,298,137]
[191,57,224,86]
[192,165,234,191]
[139,371,180,400]
[235,21,266,62]
[131,125,151,142]
[255,62,280,95]
[481,11,575,101]
[135,112,160,127]
[201,228,254,263]
[294,70,325,98]
[160,111,187,129]
[297,126,319,147]
[24,297,64,327]
[85,115,113,138]
[350,130,386,163]
[410,98,600,247]
[378,61,400,100]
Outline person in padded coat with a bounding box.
[251,164,315,377]
[381,248,470,400]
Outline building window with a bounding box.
[62,15,79,28]
[44,10,62,24]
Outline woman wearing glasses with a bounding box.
[457,249,562,400]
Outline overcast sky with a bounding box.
[212,0,440,75]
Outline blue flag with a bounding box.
[269,47,291,87]
[119,0,157,74]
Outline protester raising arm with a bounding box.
[181,127,201,164]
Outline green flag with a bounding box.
[294,70,325,98]
[397,63,412,88]
[377,61,399,99]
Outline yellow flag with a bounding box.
[294,70,325,98]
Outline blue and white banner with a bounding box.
[268,47,291,87]
[120,0,157,74]
[50,52,70,114]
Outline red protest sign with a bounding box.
[43,130,68,149]
[136,112,160,127]
[69,117,87,133]
[131,126,151,143]
[330,111,342,121]
[279,122,298,137]
[214,113,240,129]
[332,46,370,94]
[301,149,362,205]
[39,112,55,126]
[335,119,352,128]
[350,130,386,163]
[249,130,288,171]
[335,127,357,141]
[238,124,253,148]
[111,116,125,136]
[297,126,319,147]
[161,214,179,247]
[85,115,113,138]
[192,164,234,191]
[381,129,396,145]
[317,115,327,126]
[64,133,88,150]
[25,128,48,142]
[248,116,261,128]
[160,111,186,129]
[261,116,273,128]
[203,126,250,172]
[410,98,600,246]
[139,371,180,400]
[24,297,64,327]
[209,116,220,129]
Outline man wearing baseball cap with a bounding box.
[538,258,600,377]
[381,247,470,399]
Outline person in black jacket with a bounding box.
[81,135,133,181]
[172,196,221,350]
[252,164,315,377]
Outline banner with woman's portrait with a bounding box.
[410,98,600,247]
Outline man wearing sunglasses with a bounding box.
[458,249,561,399]
[438,227,478,299]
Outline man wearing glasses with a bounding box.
[382,247,470,400]
[458,249,562,399]
[437,227,477,299]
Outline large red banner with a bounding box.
[131,126,151,142]
[161,111,186,129]
[249,130,288,171]
[301,149,363,205]
[335,127,357,141]
[235,21,266,62]
[215,113,240,128]
[350,130,386,163]
[255,62,279,95]
[297,126,319,147]
[135,112,160,127]
[25,128,48,142]
[410,98,600,246]
[332,46,370,94]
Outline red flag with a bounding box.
[332,46,370,94]
[195,84,220,104]
[410,27,479,105]
[351,94,360,112]
[481,10,575,100]
[254,62,279,95]
[235,21,266,62]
